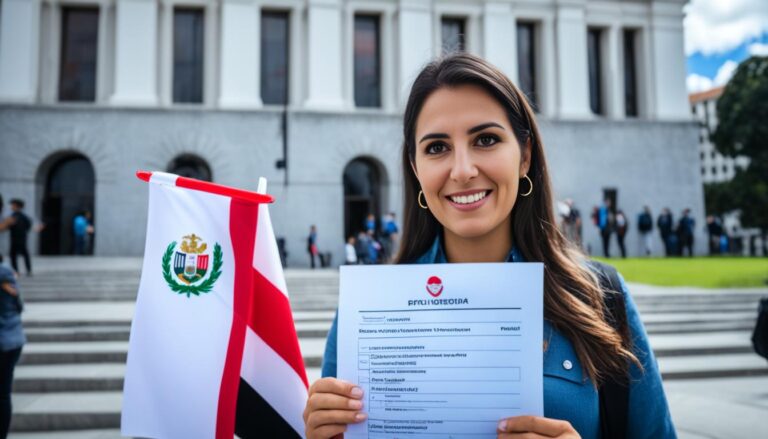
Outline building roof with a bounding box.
[689,86,724,104]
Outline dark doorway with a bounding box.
[40,155,96,255]
[602,188,617,213]
[167,154,212,181]
[343,158,383,240]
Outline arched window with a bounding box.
[343,158,385,240]
[167,154,212,181]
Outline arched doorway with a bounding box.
[39,154,96,255]
[167,153,212,181]
[343,158,385,240]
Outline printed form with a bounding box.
[338,263,544,438]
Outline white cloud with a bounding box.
[684,0,768,55]
[687,73,714,93]
[749,42,768,56]
[714,60,739,85]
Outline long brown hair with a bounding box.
[395,53,639,384]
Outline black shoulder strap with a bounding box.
[587,260,630,439]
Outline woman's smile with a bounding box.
[445,189,493,211]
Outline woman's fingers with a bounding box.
[307,392,364,411]
[309,378,364,400]
[306,409,367,429]
[498,416,576,437]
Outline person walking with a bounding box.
[657,208,674,256]
[615,210,628,258]
[597,198,614,257]
[0,259,25,438]
[307,225,319,269]
[0,200,32,276]
[344,236,358,265]
[561,199,582,247]
[706,215,724,255]
[637,206,653,256]
[380,212,399,263]
[73,211,89,255]
[678,209,695,257]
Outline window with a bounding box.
[261,11,289,105]
[59,7,99,102]
[168,154,212,181]
[441,17,465,54]
[587,28,604,115]
[623,29,638,117]
[173,8,204,103]
[517,22,538,110]
[711,166,716,175]
[701,167,705,175]
[353,14,381,108]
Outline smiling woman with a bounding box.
[304,53,677,439]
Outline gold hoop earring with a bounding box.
[417,190,429,209]
[520,175,533,197]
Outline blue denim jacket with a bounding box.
[320,237,676,439]
[0,264,25,352]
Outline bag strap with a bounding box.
[587,260,630,439]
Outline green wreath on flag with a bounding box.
[162,241,223,298]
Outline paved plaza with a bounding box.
[6,257,768,438]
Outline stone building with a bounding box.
[0,0,703,265]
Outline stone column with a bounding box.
[111,0,159,106]
[554,0,590,119]
[483,2,516,83]
[0,0,42,103]
[605,25,623,119]
[649,0,689,120]
[304,0,345,110]
[218,0,261,108]
[396,0,431,107]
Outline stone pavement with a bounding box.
[7,257,768,438]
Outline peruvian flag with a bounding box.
[122,171,308,439]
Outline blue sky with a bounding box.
[684,0,768,93]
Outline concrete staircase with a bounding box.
[8,257,767,437]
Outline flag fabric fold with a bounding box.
[121,171,307,439]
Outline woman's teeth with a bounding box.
[449,191,489,205]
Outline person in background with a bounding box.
[364,214,376,234]
[307,225,319,269]
[344,236,358,265]
[706,215,724,256]
[355,231,370,264]
[637,206,653,256]
[615,210,628,258]
[561,199,582,248]
[366,230,381,264]
[657,208,674,256]
[597,198,614,257]
[0,200,33,276]
[678,209,695,257]
[73,211,89,255]
[380,212,399,263]
[0,258,25,438]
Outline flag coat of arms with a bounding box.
[122,171,308,439]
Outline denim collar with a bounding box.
[414,231,524,264]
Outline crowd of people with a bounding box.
[304,213,400,269]
[558,198,706,258]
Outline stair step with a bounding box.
[10,392,122,432]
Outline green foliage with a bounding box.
[708,56,768,232]
[162,242,223,298]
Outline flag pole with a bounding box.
[136,170,274,205]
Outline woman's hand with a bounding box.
[497,416,581,438]
[303,378,367,439]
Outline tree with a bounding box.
[707,56,768,237]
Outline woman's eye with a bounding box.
[426,142,448,155]
[476,134,499,147]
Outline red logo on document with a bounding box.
[426,276,443,297]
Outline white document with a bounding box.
[338,263,544,439]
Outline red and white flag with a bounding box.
[122,171,308,439]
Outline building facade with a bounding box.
[0,0,704,264]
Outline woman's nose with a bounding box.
[449,146,479,183]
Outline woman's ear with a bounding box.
[520,138,532,176]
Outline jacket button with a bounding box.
[563,360,573,370]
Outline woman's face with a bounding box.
[413,85,530,240]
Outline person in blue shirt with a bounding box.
[73,211,90,255]
[0,259,25,437]
[303,53,676,439]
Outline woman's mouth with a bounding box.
[445,190,492,211]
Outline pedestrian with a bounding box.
[307,225,319,269]
[344,236,358,265]
[637,206,653,256]
[364,214,376,234]
[380,212,399,263]
[706,215,724,256]
[596,198,614,257]
[657,208,674,256]
[615,210,628,258]
[366,230,381,264]
[306,53,675,439]
[0,259,25,438]
[678,209,695,257]
[73,211,89,255]
[0,200,33,276]
[560,199,582,247]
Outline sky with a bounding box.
[684,0,768,93]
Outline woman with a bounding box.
[303,53,675,438]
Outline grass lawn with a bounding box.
[592,257,768,288]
